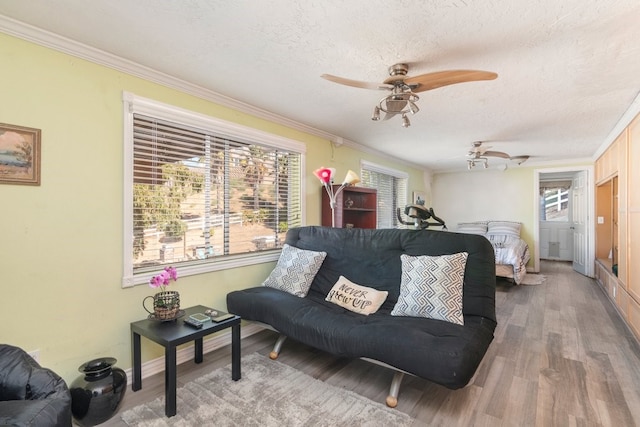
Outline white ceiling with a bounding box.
[1,0,639,172]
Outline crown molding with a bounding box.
[0,14,429,174]
[592,91,640,161]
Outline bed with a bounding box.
[456,221,531,284]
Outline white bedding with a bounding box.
[489,235,530,284]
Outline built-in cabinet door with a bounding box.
[596,138,619,184]
[628,297,640,339]
[618,130,628,287]
[628,116,640,301]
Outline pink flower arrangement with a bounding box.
[149,266,178,292]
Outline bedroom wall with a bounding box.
[432,162,591,268]
[0,32,428,382]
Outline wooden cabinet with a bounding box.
[628,115,640,301]
[321,185,377,229]
[595,180,614,264]
[628,297,640,339]
[618,128,628,286]
[596,123,628,279]
[594,111,640,342]
[595,135,619,184]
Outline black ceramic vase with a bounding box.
[70,357,127,426]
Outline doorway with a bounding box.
[539,178,573,261]
[533,166,594,277]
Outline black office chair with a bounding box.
[0,344,72,427]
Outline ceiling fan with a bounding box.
[467,141,529,169]
[321,63,498,127]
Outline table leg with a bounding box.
[194,337,203,364]
[165,345,177,417]
[132,332,141,391]
[232,322,241,381]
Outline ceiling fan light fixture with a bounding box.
[373,86,419,127]
[372,106,381,121]
[467,157,489,170]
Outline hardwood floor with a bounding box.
[104,261,640,426]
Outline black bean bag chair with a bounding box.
[0,344,72,427]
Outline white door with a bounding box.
[539,184,573,261]
[539,217,574,261]
[572,171,588,275]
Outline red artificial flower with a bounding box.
[313,167,335,184]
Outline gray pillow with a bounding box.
[391,252,468,325]
[456,222,488,235]
[487,221,521,238]
[262,244,327,297]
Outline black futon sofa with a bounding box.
[227,226,496,406]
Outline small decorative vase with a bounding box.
[143,290,180,320]
[70,357,127,426]
[345,197,354,208]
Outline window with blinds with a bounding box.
[360,162,408,229]
[123,93,304,286]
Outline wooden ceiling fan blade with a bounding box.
[405,70,498,93]
[321,74,391,90]
[484,150,511,159]
[510,155,530,164]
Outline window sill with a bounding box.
[123,249,281,288]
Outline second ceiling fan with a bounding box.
[467,141,530,169]
[321,63,498,127]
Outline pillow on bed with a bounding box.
[262,244,327,297]
[391,252,468,325]
[456,222,488,235]
[488,234,517,245]
[487,221,521,238]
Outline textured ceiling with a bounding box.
[1,0,639,172]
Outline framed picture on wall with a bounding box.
[0,123,41,186]
[412,191,426,206]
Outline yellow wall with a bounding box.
[0,33,427,382]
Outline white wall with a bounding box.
[432,168,535,243]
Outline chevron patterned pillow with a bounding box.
[262,244,327,297]
[391,252,468,325]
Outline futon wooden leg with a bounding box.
[386,371,404,408]
[269,334,287,359]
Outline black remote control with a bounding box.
[211,313,235,323]
[183,318,203,329]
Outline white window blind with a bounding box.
[360,162,408,229]
[123,93,304,286]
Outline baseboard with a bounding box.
[123,322,265,381]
